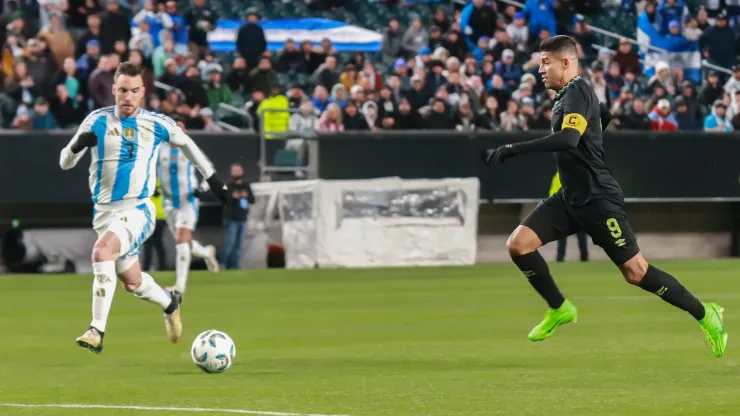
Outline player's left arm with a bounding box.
[166,125,230,205]
[482,88,588,166]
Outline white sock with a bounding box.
[91,261,117,333]
[133,272,173,310]
[175,243,191,292]
[190,239,209,258]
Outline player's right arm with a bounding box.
[59,113,101,170]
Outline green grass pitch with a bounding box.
[0,259,739,415]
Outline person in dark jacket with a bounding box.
[99,0,131,54]
[674,96,701,130]
[236,8,266,69]
[221,162,255,270]
[700,11,736,74]
[342,101,368,130]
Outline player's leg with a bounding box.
[508,194,579,341]
[117,257,183,343]
[76,217,122,353]
[173,226,193,293]
[188,202,219,273]
[582,198,727,357]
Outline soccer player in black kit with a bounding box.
[483,35,728,357]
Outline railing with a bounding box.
[217,103,254,131]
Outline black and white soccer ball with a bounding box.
[191,329,236,374]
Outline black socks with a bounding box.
[511,251,565,309]
[638,265,705,320]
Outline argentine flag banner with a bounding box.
[636,11,701,83]
[208,18,383,53]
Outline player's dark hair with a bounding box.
[540,35,578,57]
[114,62,143,82]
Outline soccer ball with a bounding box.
[190,329,236,374]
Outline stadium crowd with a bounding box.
[1,0,740,132]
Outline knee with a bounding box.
[122,281,139,292]
[92,240,115,263]
[620,256,649,285]
[506,228,540,256]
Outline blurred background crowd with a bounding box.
[1,0,739,133]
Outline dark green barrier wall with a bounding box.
[3,131,739,208]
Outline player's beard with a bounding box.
[118,102,140,118]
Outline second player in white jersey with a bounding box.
[158,130,220,293]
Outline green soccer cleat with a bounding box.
[699,302,728,358]
[528,299,578,341]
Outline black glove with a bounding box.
[206,173,229,206]
[482,144,518,168]
[192,188,202,199]
[71,131,98,154]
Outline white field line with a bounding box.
[0,403,354,416]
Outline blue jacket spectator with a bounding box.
[494,49,522,90]
[460,0,498,51]
[522,0,556,38]
[703,101,732,131]
[657,0,690,34]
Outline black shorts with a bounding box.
[522,190,640,266]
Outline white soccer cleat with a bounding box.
[204,245,220,273]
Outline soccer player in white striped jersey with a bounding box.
[158,119,220,294]
[59,62,229,354]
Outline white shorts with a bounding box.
[93,200,155,274]
[165,200,199,236]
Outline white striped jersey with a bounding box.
[158,140,198,209]
[62,106,195,206]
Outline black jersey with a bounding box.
[550,76,622,206]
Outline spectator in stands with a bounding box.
[500,98,526,131]
[200,107,222,132]
[31,97,57,130]
[522,0,556,39]
[51,57,84,105]
[225,56,250,100]
[382,17,403,64]
[494,49,522,90]
[402,13,428,57]
[250,56,277,95]
[700,71,724,107]
[298,41,322,75]
[318,102,343,131]
[649,98,678,131]
[88,53,115,108]
[612,38,641,75]
[99,0,131,55]
[66,0,102,40]
[674,96,701,130]
[183,0,216,59]
[7,60,38,108]
[423,97,450,129]
[361,100,379,130]
[75,39,100,81]
[134,0,173,49]
[129,19,155,59]
[311,85,330,113]
[180,65,208,110]
[723,64,740,94]
[311,55,339,90]
[704,99,733,131]
[507,12,528,52]
[275,39,301,73]
[51,84,84,128]
[236,8,266,69]
[621,99,652,130]
[329,84,347,109]
[342,101,368,130]
[700,11,735,74]
[76,13,101,59]
[205,63,232,111]
[391,97,420,130]
[25,38,58,98]
[38,12,74,67]
[478,95,501,130]
[339,64,361,92]
[460,0,496,49]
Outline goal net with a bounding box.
[247,177,480,269]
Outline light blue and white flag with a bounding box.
[207,18,382,53]
[636,11,701,83]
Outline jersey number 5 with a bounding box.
[123,142,135,160]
